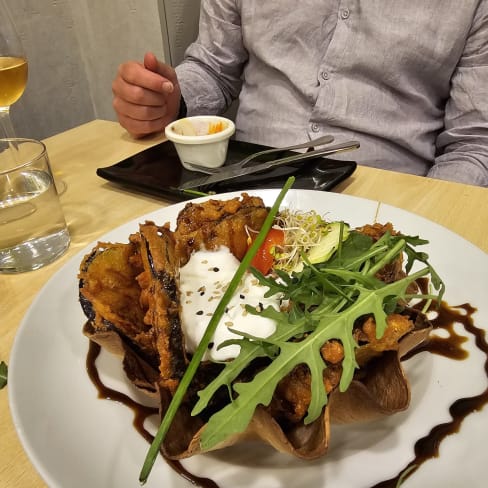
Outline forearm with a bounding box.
[431,1,488,187]
[176,59,241,115]
[428,145,488,187]
[175,0,246,116]
[431,77,488,187]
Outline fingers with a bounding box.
[115,112,168,139]
[112,52,181,137]
[143,51,159,72]
[112,72,166,106]
[114,61,167,96]
[144,52,177,94]
[113,98,174,138]
[112,95,173,137]
[112,88,181,138]
[112,97,166,122]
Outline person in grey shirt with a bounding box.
[112,0,488,187]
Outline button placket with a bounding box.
[340,8,350,20]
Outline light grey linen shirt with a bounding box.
[175,0,488,186]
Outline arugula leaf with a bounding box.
[192,311,310,417]
[194,229,444,451]
[0,361,7,389]
[198,268,431,450]
[401,234,445,299]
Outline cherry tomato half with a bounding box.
[249,227,285,275]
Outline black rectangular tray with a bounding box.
[97,139,356,201]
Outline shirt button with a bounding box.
[311,123,320,132]
[340,8,350,19]
[321,71,330,81]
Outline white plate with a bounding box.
[9,190,488,488]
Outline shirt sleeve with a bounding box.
[175,0,247,116]
[429,3,488,187]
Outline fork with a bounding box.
[184,134,335,174]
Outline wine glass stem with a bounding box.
[0,106,17,139]
[0,106,21,160]
[0,107,20,194]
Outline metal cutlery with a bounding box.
[182,134,336,175]
[178,140,360,190]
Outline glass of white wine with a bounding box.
[0,0,28,139]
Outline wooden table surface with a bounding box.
[1,119,487,487]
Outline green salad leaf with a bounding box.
[0,361,7,389]
[193,229,444,451]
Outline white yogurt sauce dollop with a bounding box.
[179,247,281,361]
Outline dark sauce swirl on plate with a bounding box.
[86,300,487,488]
[372,301,487,487]
[86,343,218,488]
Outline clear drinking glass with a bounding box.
[0,0,28,139]
[0,138,70,273]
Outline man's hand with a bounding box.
[112,52,181,138]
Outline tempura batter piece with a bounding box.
[357,222,406,281]
[134,222,188,394]
[267,312,421,426]
[173,193,269,264]
[78,242,158,366]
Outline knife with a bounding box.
[178,140,360,190]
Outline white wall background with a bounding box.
[5,0,200,140]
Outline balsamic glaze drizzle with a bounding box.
[372,302,488,487]
[86,301,487,488]
[86,342,218,488]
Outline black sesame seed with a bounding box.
[213,267,219,272]
[208,342,214,349]
[196,310,204,315]
[239,294,245,299]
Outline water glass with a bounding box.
[0,138,70,273]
